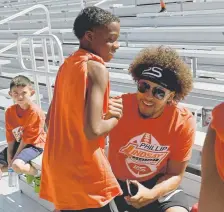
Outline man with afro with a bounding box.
[108,46,196,212]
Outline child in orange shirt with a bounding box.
[0,75,46,182]
[198,103,224,212]
[40,6,123,212]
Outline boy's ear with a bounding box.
[31,89,35,96]
[8,91,12,97]
[84,31,94,43]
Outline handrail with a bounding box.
[120,26,224,33]
[80,0,86,9]
[0,27,49,54]
[17,34,64,71]
[3,0,72,8]
[17,34,64,105]
[0,4,52,55]
[58,25,224,34]
[137,8,224,18]
[0,4,51,29]
[94,0,109,6]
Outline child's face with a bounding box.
[9,85,34,108]
[89,21,120,62]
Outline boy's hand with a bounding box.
[7,154,13,167]
[104,97,123,120]
[7,141,16,167]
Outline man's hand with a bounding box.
[104,97,123,120]
[125,180,156,209]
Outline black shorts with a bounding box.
[114,175,189,212]
[0,142,43,166]
[61,202,116,212]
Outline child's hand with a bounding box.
[105,97,123,120]
[7,154,13,167]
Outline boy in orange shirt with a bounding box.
[40,6,123,212]
[0,75,46,181]
[108,46,196,212]
[198,103,224,212]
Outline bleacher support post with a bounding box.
[80,0,85,9]
[191,57,198,78]
[180,1,184,12]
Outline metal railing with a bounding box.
[94,0,109,7]
[119,24,224,78]
[138,7,224,18]
[109,0,185,13]
[17,34,64,106]
[0,4,52,55]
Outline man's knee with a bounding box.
[12,159,25,173]
[165,206,188,212]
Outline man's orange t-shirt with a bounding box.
[211,102,224,181]
[40,49,122,210]
[108,93,196,182]
[5,103,46,148]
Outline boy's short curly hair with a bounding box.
[73,6,120,39]
[10,75,33,90]
[129,46,193,102]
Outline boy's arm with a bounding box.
[84,60,121,140]
[7,141,16,167]
[12,140,26,160]
[198,126,224,212]
[45,103,51,128]
[5,109,16,166]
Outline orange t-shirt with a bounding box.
[5,103,46,148]
[40,49,122,210]
[211,102,224,181]
[108,93,196,182]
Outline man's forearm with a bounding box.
[151,174,182,200]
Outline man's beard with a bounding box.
[138,108,153,119]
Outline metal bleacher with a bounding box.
[0,0,223,151]
[0,0,224,210]
[0,0,223,140]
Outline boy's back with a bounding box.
[46,49,109,149]
[40,49,122,210]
